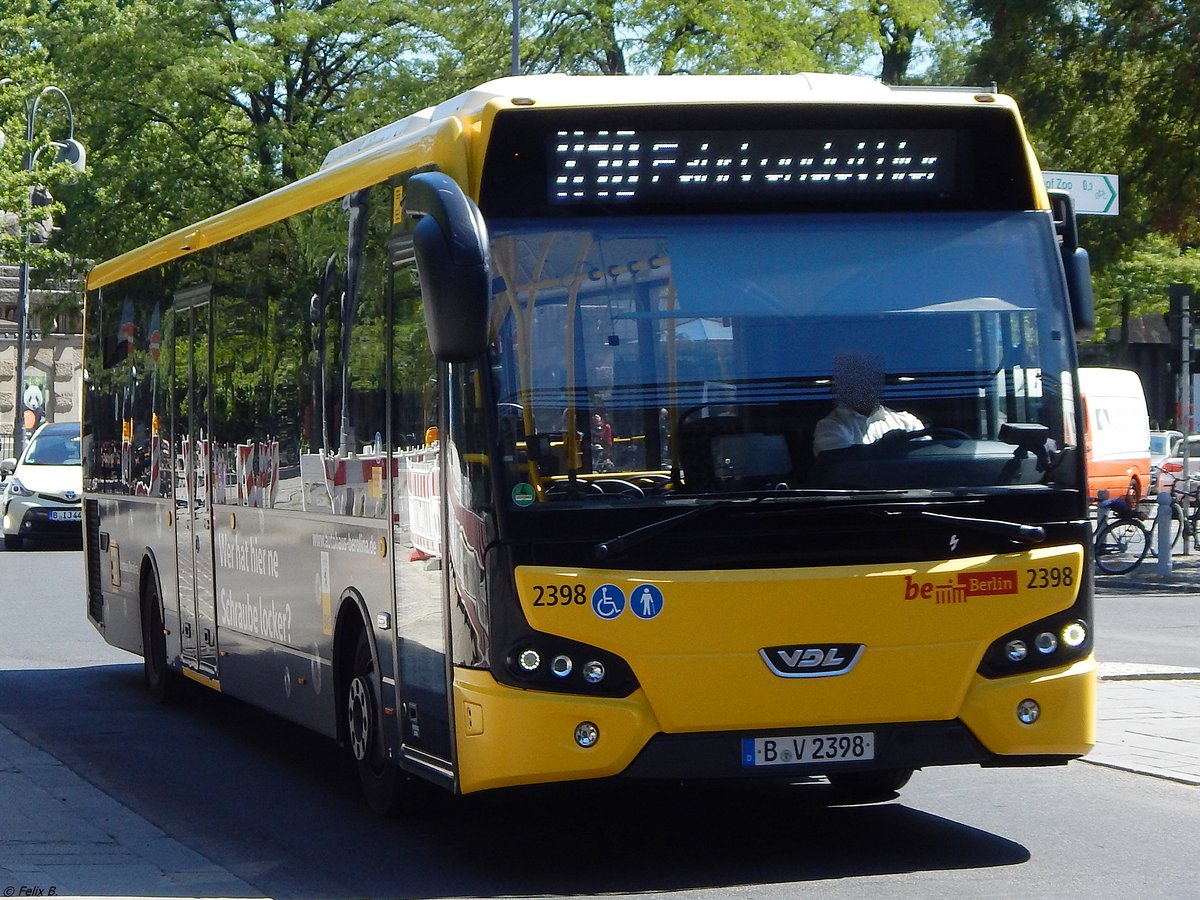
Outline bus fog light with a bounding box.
[1017,699,1040,725]
[517,649,541,672]
[1061,621,1088,648]
[551,655,573,678]
[1004,639,1028,662]
[575,721,600,747]
[1034,631,1058,654]
[582,660,606,684]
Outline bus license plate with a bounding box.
[49,510,82,522]
[742,732,875,767]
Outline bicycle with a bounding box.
[1142,475,1200,557]
[1093,497,1150,575]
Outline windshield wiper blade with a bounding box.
[910,510,1046,543]
[594,507,704,561]
[594,500,755,560]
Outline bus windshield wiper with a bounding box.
[594,500,756,561]
[905,510,1046,544]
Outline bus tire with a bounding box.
[827,768,913,800]
[141,575,179,704]
[347,629,404,815]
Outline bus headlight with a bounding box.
[1004,640,1028,662]
[504,636,635,697]
[1061,621,1088,648]
[1035,632,1058,654]
[979,614,1092,678]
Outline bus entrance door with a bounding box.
[173,286,219,677]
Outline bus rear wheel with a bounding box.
[347,629,405,815]
[827,768,913,801]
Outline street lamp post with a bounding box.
[511,1,520,76]
[1,81,86,458]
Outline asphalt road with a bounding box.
[1,545,1197,899]
[1093,591,1200,669]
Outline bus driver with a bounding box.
[813,352,925,454]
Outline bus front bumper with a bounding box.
[452,656,1095,795]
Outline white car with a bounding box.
[1,422,83,549]
[1150,429,1184,470]
[1158,434,1200,481]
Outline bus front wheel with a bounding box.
[347,629,405,815]
[140,576,179,704]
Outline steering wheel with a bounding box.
[593,478,645,497]
[880,427,970,443]
[544,480,605,497]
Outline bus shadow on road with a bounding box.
[0,665,1030,897]
[427,781,1031,896]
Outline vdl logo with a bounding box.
[759,643,864,678]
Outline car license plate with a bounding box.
[49,510,82,522]
[742,732,875,767]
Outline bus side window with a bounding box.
[449,363,493,510]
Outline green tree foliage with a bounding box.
[1091,233,1200,346]
[513,1,949,78]
[960,2,1200,347]
[0,23,74,274]
[29,0,456,258]
[964,3,1200,257]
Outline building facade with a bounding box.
[0,263,83,459]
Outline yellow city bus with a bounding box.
[84,74,1097,813]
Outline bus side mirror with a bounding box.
[1063,247,1095,340]
[1048,190,1095,341]
[404,172,490,362]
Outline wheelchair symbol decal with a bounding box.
[591,584,626,620]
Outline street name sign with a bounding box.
[1042,170,1119,216]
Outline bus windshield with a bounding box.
[488,211,1078,502]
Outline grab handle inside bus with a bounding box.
[404,171,491,362]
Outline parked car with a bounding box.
[1,422,83,549]
[1149,429,1184,493]
[1150,429,1184,469]
[1158,433,1200,483]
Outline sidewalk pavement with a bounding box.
[1091,662,1200,786]
[1093,541,1200,593]
[1087,552,1199,786]
[0,720,262,898]
[1089,549,1200,787]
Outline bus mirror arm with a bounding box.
[1048,190,1095,340]
[405,172,491,362]
[998,422,1051,469]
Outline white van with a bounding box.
[1078,367,1151,504]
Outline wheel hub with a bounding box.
[348,675,372,762]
